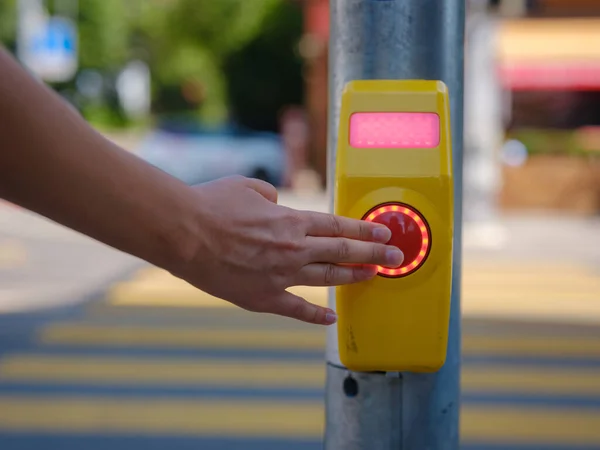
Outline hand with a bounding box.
[171,175,404,326]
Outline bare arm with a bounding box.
[0,47,198,270]
[0,47,403,325]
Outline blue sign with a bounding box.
[23,16,78,82]
[31,17,76,56]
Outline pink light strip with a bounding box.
[349,112,440,149]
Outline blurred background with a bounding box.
[0,0,600,449]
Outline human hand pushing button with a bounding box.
[0,47,403,328]
[170,176,404,326]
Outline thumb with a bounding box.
[244,177,278,203]
[270,291,337,326]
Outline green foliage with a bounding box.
[164,0,279,58]
[0,0,17,50]
[0,0,305,129]
[76,0,130,70]
[136,0,287,125]
[508,128,593,157]
[224,0,304,131]
[151,43,227,123]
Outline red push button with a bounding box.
[363,203,431,277]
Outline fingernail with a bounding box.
[373,227,391,243]
[386,247,404,267]
[325,311,337,324]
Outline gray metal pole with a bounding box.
[324,1,465,449]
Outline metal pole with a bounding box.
[324,0,465,449]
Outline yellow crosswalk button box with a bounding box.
[334,79,454,373]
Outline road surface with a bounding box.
[1,196,600,449]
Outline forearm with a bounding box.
[0,47,198,270]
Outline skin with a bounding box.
[0,46,404,326]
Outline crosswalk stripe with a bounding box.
[463,335,600,358]
[39,322,600,358]
[82,304,318,332]
[4,355,600,397]
[0,396,324,438]
[462,405,600,445]
[108,286,600,309]
[40,324,326,350]
[108,283,328,308]
[1,396,600,444]
[0,356,325,388]
[464,273,600,286]
[104,266,600,328]
[463,365,600,395]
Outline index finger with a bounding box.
[302,211,392,243]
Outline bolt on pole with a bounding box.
[324,0,465,449]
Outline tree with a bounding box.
[0,0,305,130]
[0,0,17,51]
[135,0,281,124]
[224,0,304,131]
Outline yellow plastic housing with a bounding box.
[334,79,454,373]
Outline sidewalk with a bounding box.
[0,204,141,314]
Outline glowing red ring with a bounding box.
[362,203,431,278]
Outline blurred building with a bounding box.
[500,0,600,116]
[300,0,600,215]
[299,0,329,188]
[497,0,600,214]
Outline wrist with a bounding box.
[149,187,207,275]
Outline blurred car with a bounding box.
[136,119,286,187]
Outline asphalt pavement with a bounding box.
[1,195,600,449]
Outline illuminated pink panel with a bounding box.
[349,112,440,148]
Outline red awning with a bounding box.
[500,62,600,91]
[498,18,600,91]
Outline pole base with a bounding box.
[324,363,402,450]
